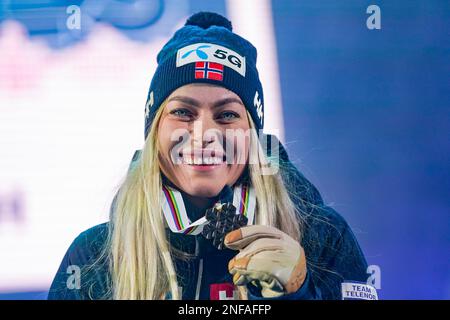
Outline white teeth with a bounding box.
[182,156,193,165]
[181,155,224,165]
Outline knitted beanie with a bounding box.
[144,11,264,138]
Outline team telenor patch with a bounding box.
[341,281,378,300]
[195,62,224,81]
[176,42,246,77]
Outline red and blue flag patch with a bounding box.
[195,61,224,81]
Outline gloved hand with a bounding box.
[224,225,307,298]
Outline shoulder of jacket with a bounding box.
[301,204,365,267]
[77,222,110,241]
[307,205,349,230]
[66,222,110,262]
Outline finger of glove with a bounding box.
[231,268,285,297]
[224,225,284,251]
[232,272,251,286]
[234,247,308,295]
[229,248,302,288]
[230,237,298,262]
[261,285,285,298]
[228,238,285,273]
[231,268,275,285]
[260,276,284,292]
[230,250,292,273]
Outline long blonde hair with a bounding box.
[106,99,303,299]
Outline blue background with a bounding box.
[0,0,448,299]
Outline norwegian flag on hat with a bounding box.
[195,61,224,81]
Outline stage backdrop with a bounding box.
[0,0,448,299]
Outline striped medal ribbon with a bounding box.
[161,184,256,235]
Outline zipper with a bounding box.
[195,258,204,300]
[194,237,203,300]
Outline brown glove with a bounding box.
[224,225,307,298]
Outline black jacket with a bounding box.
[47,137,368,300]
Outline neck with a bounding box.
[162,175,219,211]
[182,193,218,213]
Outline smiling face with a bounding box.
[157,83,250,198]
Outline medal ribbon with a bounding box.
[162,183,256,235]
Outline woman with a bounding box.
[48,12,369,300]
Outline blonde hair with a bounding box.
[105,99,303,300]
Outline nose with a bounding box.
[191,113,222,148]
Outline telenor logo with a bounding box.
[181,45,211,60]
[177,42,246,77]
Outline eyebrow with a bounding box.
[167,96,244,108]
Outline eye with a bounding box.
[217,111,240,122]
[170,108,193,119]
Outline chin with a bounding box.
[187,183,224,198]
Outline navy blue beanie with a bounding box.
[144,11,264,139]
